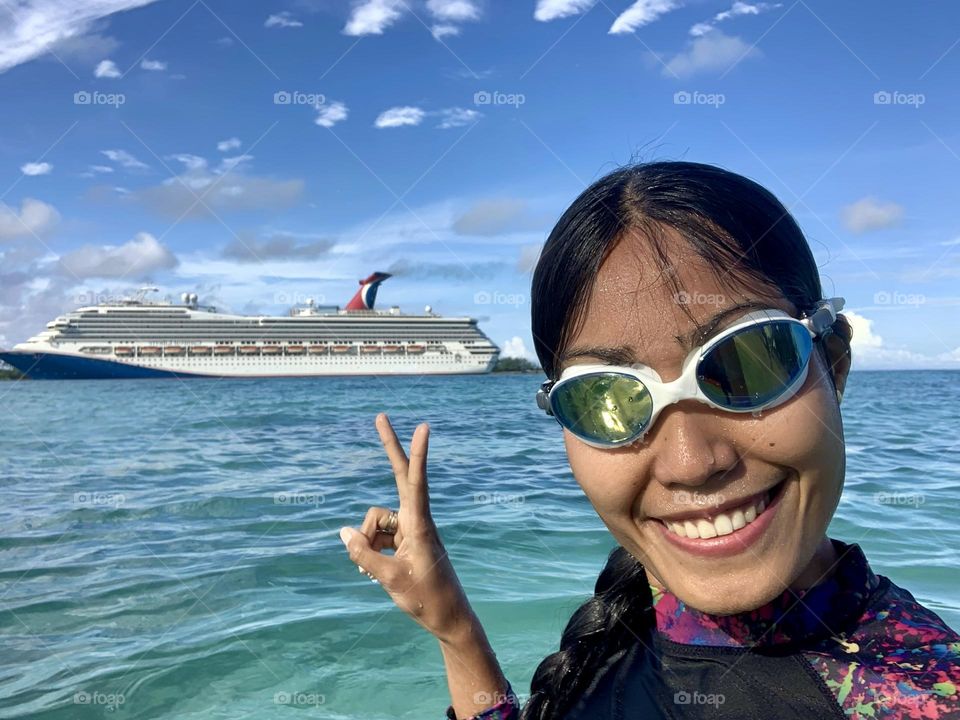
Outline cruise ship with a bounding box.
[0,272,500,379]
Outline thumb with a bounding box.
[340,527,389,577]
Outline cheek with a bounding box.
[563,431,642,516]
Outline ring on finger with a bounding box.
[377,510,399,535]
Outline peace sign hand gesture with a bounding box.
[339,413,475,644]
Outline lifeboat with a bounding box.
[139,346,162,356]
[406,344,425,354]
[114,346,134,356]
[331,345,351,353]
[285,345,306,355]
[308,345,328,355]
[382,345,401,353]
[214,345,235,355]
[189,346,212,355]
[360,345,381,354]
[261,345,281,355]
[165,346,185,356]
[238,346,260,355]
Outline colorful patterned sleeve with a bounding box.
[444,682,522,720]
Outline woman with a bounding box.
[338,161,960,719]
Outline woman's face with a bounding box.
[560,230,849,615]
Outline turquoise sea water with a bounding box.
[1,371,958,719]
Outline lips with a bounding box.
[653,477,787,540]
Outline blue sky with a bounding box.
[1,0,959,369]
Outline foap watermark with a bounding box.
[474,290,526,308]
[674,290,725,306]
[873,90,925,108]
[274,90,326,106]
[473,690,526,706]
[674,690,725,708]
[74,491,125,509]
[74,291,128,306]
[673,90,725,108]
[873,290,925,307]
[274,691,326,707]
[74,90,126,108]
[274,291,327,306]
[673,490,725,509]
[473,492,526,507]
[274,491,326,507]
[473,90,525,108]
[74,691,125,710]
[874,491,925,508]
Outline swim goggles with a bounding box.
[536,297,844,448]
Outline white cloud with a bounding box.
[0,0,161,75]
[94,59,121,77]
[437,107,480,129]
[691,1,780,36]
[427,0,480,21]
[841,197,904,234]
[501,336,535,361]
[609,0,681,34]
[140,58,166,70]
[431,24,460,39]
[534,0,596,22]
[375,106,426,128]
[344,0,405,36]
[91,165,114,173]
[315,101,349,128]
[59,232,178,279]
[21,162,53,176]
[217,137,242,152]
[662,31,759,78]
[0,198,60,240]
[168,153,208,172]
[265,11,303,28]
[101,149,149,170]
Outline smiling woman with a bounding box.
[339,161,960,720]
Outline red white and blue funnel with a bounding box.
[345,272,391,310]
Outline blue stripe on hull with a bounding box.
[0,352,212,380]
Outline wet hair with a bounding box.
[521,161,852,720]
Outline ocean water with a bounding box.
[0,371,957,719]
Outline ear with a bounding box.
[821,314,852,402]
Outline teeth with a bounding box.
[664,491,771,540]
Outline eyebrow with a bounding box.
[559,299,771,367]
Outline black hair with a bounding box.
[521,161,852,720]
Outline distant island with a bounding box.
[0,365,24,380]
[493,357,542,373]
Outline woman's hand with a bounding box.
[339,413,476,644]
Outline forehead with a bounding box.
[564,227,793,365]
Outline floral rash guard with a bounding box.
[444,540,960,720]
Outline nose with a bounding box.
[648,401,739,489]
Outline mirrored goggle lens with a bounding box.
[551,373,654,445]
[697,321,812,409]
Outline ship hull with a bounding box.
[0,350,495,380]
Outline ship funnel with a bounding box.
[345,272,391,311]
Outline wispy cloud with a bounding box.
[315,101,349,128]
[691,1,781,36]
[841,197,904,234]
[20,162,53,176]
[662,30,760,77]
[94,59,121,78]
[265,11,303,28]
[375,106,426,128]
[426,0,480,38]
[217,137,242,152]
[609,0,682,34]
[343,0,405,36]
[101,149,149,170]
[534,0,596,22]
[222,233,335,263]
[436,107,480,128]
[0,0,161,75]
[140,58,167,70]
